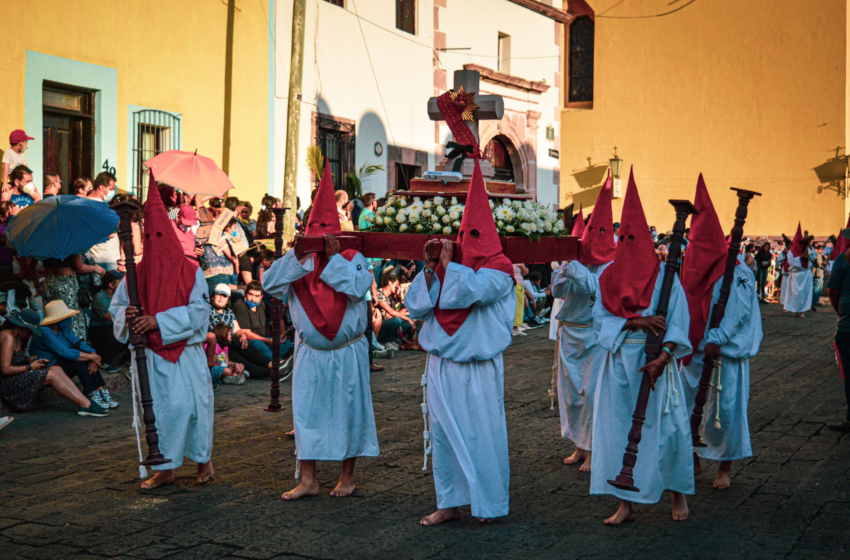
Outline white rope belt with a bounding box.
[623,338,647,344]
[549,327,560,409]
[559,321,593,329]
[129,354,148,480]
[298,333,365,352]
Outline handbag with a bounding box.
[76,275,92,309]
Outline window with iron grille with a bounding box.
[568,17,594,105]
[131,109,181,200]
[325,0,344,6]
[396,0,416,35]
[316,115,355,192]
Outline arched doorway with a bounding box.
[484,135,522,189]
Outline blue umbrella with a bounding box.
[6,195,120,260]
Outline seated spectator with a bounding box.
[522,271,549,327]
[29,300,117,410]
[256,208,276,239]
[231,281,293,377]
[240,201,257,233]
[206,284,263,378]
[2,165,41,209]
[200,218,239,295]
[71,177,93,197]
[89,271,128,370]
[238,248,274,286]
[0,309,108,417]
[205,323,246,385]
[41,254,105,340]
[375,275,414,349]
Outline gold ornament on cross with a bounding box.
[449,86,479,121]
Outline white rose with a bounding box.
[424,200,433,209]
[497,220,504,227]
[449,211,459,220]
[442,226,452,235]
[399,199,408,207]
[375,216,383,225]
[431,214,439,222]
[409,212,420,222]
[397,213,407,224]
[416,224,423,232]
[451,197,458,205]
[442,215,451,224]
[413,197,422,203]
[422,209,431,218]
[434,196,445,205]
[387,206,396,215]
[453,220,460,228]
[489,200,495,209]
[506,225,515,233]
[544,222,552,232]
[400,224,408,232]
[437,206,446,215]
[502,198,511,206]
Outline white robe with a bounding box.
[776,252,789,306]
[590,271,695,504]
[111,268,214,470]
[262,250,379,461]
[550,260,611,451]
[783,250,814,313]
[683,262,763,461]
[405,263,515,518]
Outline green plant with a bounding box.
[305,146,324,180]
[345,161,385,201]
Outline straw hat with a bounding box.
[41,300,80,326]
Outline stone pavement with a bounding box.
[1,304,849,559]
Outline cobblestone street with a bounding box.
[1,304,849,560]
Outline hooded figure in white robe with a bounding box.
[405,159,516,523]
[783,223,814,314]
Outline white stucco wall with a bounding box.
[272,0,561,209]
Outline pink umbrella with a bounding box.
[144,149,235,197]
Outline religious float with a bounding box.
[300,69,580,264]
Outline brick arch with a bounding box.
[480,110,538,199]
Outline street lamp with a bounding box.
[609,147,623,198]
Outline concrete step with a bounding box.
[0,366,131,416]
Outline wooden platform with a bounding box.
[406,178,531,199]
[299,231,578,263]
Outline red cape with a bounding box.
[137,173,199,363]
[434,159,513,336]
[291,159,357,341]
[680,174,727,364]
[599,168,660,319]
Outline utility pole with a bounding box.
[282,0,307,239]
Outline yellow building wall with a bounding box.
[0,0,269,207]
[560,0,847,237]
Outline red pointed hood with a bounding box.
[292,160,357,341]
[571,204,586,237]
[599,167,660,318]
[789,222,809,269]
[434,159,514,336]
[137,173,199,363]
[578,171,617,265]
[833,214,850,261]
[681,174,727,363]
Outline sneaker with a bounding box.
[223,373,246,385]
[99,362,123,374]
[540,317,551,323]
[90,391,107,409]
[371,339,387,352]
[513,328,527,336]
[0,416,13,431]
[99,388,119,409]
[77,401,109,417]
[384,341,400,351]
[372,348,395,359]
[279,355,294,376]
[243,370,250,380]
[538,306,551,317]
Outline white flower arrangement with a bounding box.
[365,194,565,239]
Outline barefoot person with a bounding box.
[263,159,378,501]
[590,170,694,525]
[550,172,616,472]
[782,223,814,318]
[110,179,214,489]
[681,176,763,489]
[405,159,516,526]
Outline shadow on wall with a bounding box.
[569,161,608,209]
[357,111,387,194]
[814,153,847,199]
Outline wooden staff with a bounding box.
[266,207,289,412]
[608,199,697,492]
[689,188,761,447]
[111,200,170,467]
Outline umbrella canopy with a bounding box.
[144,150,235,197]
[6,195,119,260]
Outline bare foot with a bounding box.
[476,517,495,523]
[564,448,587,465]
[285,430,295,439]
[282,480,320,501]
[672,492,689,521]
[420,507,461,526]
[693,453,702,476]
[330,479,356,497]
[713,461,732,489]
[197,461,214,484]
[141,470,175,490]
[603,500,636,525]
[579,451,592,473]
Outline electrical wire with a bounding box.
[597,0,698,19]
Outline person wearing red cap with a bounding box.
[680,175,763,490]
[550,173,617,472]
[404,159,516,526]
[2,130,33,190]
[782,223,815,317]
[173,205,200,260]
[109,174,214,489]
[590,169,694,524]
[262,159,378,501]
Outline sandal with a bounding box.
[827,420,850,432]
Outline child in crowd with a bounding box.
[206,323,247,385]
[2,130,32,188]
